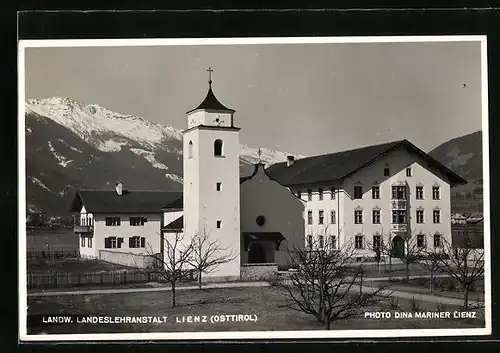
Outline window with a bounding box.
[216,220,222,228]
[416,186,424,199]
[216,182,222,191]
[330,235,337,250]
[81,236,85,247]
[129,236,146,248]
[384,166,390,176]
[434,234,442,248]
[433,186,440,200]
[307,211,313,225]
[319,235,324,249]
[392,210,407,224]
[105,217,120,226]
[355,235,364,249]
[417,234,425,248]
[392,186,406,199]
[372,209,381,224]
[307,235,313,249]
[373,235,381,249]
[307,189,312,201]
[330,210,336,224]
[129,217,147,226]
[433,210,441,223]
[354,185,363,199]
[88,237,92,248]
[406,167,412,177]
[372,186,380,199]
[188,140,193,159]
[318,188,323,201]
[330,187,335,199]
[354,210,363,224]
[416,209,424,224]
[214,139,223,156]
[104,236,123,249]
[318,210,324,225]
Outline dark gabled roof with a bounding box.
[162,216,183,231]
[186,85,235,114]
[266,139,468,188]
[70,190,183,213]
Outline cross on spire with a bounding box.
[207,66,213,86]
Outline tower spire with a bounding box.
[207,66,213,87]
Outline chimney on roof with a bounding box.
[115,182,123,196]
[287,155,295,167]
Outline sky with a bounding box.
[24,40,484,157]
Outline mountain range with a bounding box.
[25,97,303,215]
[24,97,483,216]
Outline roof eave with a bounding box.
[186,107,235,115]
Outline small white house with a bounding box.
[70,184,182,268]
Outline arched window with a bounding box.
[188,141,193,159]
[214,139,223,156]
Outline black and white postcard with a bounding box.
[18,36,491,341]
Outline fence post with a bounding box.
[124,272,127,284]
[100,272,104,284]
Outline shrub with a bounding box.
[410,297,421,312]
[389,297,399,310]
[446,279,457,292]
[436,303,448,312]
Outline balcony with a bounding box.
[74,225,93,233]
[391,223,407,231]
[391,200,407,210]
[73,215,94,233]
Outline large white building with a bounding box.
[266,140,467,260]
[72,72,467,278]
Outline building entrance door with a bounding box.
[391,235,405,258]
[248,243,266,263]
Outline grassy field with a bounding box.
[27,286,485,335]
[27,229,79,251]
[27,258,136,274]
[369,277,485,302]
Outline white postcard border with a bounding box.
[18,35,491,341]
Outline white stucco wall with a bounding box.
[92,213,163,259]
[294,184,342,249]
[340,145,452,257]
[78,205,96,259]
[163,210,183,227]
[187,110,233,129]
[240,164,306,266]
[183,124,241,279]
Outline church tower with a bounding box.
[182,67,241,280]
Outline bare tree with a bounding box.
[376,230,395,279]
[430,237,484,309]
[188,228,238,289]
[144,232,194,308]
[276,235,390,330]
[399,228,426,281]
[419,236,443,292]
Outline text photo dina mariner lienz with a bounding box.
[19,35,490,341]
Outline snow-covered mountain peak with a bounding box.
[25,96,298,165]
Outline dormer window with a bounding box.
[214,139,223,157]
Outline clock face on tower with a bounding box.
[214,115,224,125]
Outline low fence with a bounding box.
[27,269,197,289]
[27,249,80,260]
